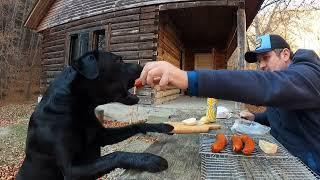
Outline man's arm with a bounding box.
[188,63,320,109]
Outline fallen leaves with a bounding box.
[0,103,35,127]
[0,159,23,180]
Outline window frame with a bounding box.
[64,25,108,66]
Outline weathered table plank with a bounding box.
[120,133,201,180]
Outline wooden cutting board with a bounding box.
[165,122,221,134]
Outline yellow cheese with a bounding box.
[198,116,210,125]
[259,140,278,154]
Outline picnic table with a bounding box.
[121,116,319,180]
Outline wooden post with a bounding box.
[235,6,246,111]
[64,34,71,66]
[105,23,112,52]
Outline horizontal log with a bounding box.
[42,39,65,49]
[113,50,155,60]
[139,25,158,34]
[154,89,180,98]
[42,58,65,65]
[110,42,157,52]
[140,11,159,20]
[43,51,65,60]
[110,33,158,44]
[42,44,65,54]
[141,5,157,13]
[154,94,180,105]
[111,19,156,30]
[140,19,157,26]
[123,59,153,66]
[158,1,237,11]
[43,64,65,72]
[111,21,140,30]
[47,14,142,37]
[43,33,66,43]
[112,27,140,36]
[154,85,178,91]
[47,7,141,33]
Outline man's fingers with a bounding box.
[159,72,169,90]
[146,68,162,87]
[140,62,158,85]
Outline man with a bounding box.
[139,34,320,174]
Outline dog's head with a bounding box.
[71,51,143,106]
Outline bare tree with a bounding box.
[247,0,320,50]
[0,0,41,101]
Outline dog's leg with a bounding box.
[98,123,173,146]
[59,151,168,179]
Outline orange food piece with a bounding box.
[231,135,243,152]
[240,134,255,155]
[211,133,227,153]
[134,79,143,88]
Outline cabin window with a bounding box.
[93,30,106,51]
[68,27,107,65]
[69,34,79,64]
[69,32,90,64]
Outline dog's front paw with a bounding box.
[137,153,169,173]
[147,123,174,135]
[117,152,169,172]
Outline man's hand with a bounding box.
[139,61,188,90]
[240,110,255,121]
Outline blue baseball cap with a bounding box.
[245,34,291,63]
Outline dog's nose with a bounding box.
[125,63,142,77]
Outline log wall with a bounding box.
[40,6,159,93]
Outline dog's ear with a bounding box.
[72,54,99,80]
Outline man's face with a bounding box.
[256,49,290,71]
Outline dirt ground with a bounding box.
[0,101,35,180]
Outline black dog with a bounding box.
[16,51,174,180]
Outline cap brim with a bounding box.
[245,48,272,63]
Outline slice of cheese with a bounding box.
[259,140,278,154]
[198,116,210,125]
[182,118,197,126]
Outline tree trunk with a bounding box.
[25,35,40,99]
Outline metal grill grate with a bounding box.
[200,154,320,180]
[210,119,237,135]
[199,133,292,158]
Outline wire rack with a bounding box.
[200,153,320,180]
[199,133,292,158]
[209,119,237,135]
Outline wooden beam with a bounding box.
[235,7,247,111]
[159,0,240,11]
[24,0,55,30]
[64,34,71,66]
[106,23,112,52]
[237,8,246,70]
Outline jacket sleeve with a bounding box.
[254,112,269,126]
[189,62,320,109]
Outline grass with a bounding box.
[0,121,28,166]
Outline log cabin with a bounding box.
[25,0,264,105]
